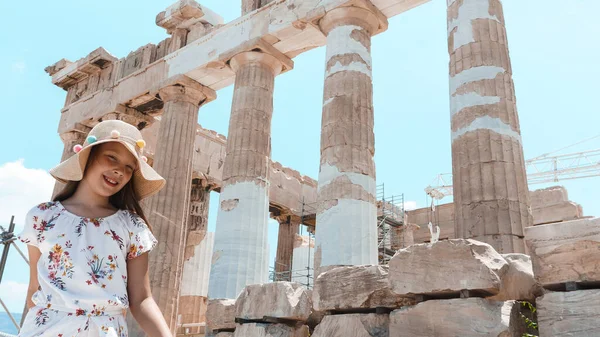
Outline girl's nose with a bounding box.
[113,168,123,176]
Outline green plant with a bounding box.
[521,301,538,337]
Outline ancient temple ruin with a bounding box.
[44,0,599,336]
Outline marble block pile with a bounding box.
[207,282,312,337]
[311,239,540,337]
[525,217,600,337]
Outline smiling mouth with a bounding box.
[103,175,119,187]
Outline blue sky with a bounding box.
[0,0,599,313]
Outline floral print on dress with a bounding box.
[75,217,102,237]
[83,247,119,288]
[17,202,157,336]
[47,243,75,291]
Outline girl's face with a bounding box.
[82,142,138,198]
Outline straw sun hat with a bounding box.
[49,120,165,200]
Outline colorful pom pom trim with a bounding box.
[111,130,120,139]
[87,135,97,144]
[73,144,83,153]
[141,156,148,163]
[136,139,146,149]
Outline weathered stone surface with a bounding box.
[389,239,508,296]
[207,333,234,337]
[236,282,311,322]
[313,265,415,311]
[524,217,600,287]
[533,201,583,225]
[538,290,600,337]
[487,254,543,302]
[312,314,389,337]
[390,299,529,337]
[233,323,309,337]
[207,299,236,332]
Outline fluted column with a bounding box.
[132,77,215,335]
[208,51,287,299]
[178,182,213,335]
[315,7,385,271]
[274,215,300,281]
[52,124,91,197]
[447,0,531,253]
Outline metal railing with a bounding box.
[0,216,29,334]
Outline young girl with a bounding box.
[17,120,172,337]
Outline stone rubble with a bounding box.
[389,239,508,297]
[235,282,311,322]
[313,265,415,312]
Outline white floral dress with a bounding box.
[17,201,157,337]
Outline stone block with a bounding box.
[313,265,415,311]
[311,314,389,337]
[533,201,583,225]
[537,289,600,337]
[389,299,530,337]
[206,298,236,332]
[233,323,309,337]
[524,218,600,287]
[487,254,543,302]
[235,282,311,322]
[389,239,508,296]
[530,186,568,207]
[207,333,234,337]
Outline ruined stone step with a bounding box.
[311,314,389,337]
[235,282,312,323]
[537,289,600,337]
[313,265,416,312]
[206,298,236,334]
[389,298,534,337]
[524,217,600,288]
[389,239,508,297]
[232,323,309,337]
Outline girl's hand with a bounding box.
[127,253,173,337]
[26,245,42,309]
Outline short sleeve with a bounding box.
[126,212,158,260]
[17,206,41,247]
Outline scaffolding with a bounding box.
[376,184,405,265]
[0,216,29,335]
[269,198,316,289]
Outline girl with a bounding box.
[17,120,172,337]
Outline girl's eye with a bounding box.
[125,166,134,173]
[107,155,117,162]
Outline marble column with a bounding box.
[132,77,215,335]
[315,7,384,271]
[208,51,286,299]
[52,124,91,197]
[447,0,531,253]
[178,182,213,335]
[242,0,261,15]
[274,215,300,281]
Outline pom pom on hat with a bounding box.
[141,156,148,163]
[87,135,97,144]
[73,144,83,153]
[136,139,146,149]
[111,130,120,139]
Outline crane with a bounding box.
[425,148,600,200]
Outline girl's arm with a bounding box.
[26,246,41,309]
[127,253,172,337]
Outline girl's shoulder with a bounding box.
[27,201,62,218]
[118,209,149,230]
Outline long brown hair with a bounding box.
[52,146,152,231]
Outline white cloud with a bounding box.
[404,201,418,211]
[11,61,26,74]
[0,160,54,233]
[0,281,28,313]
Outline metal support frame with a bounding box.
[1,216,30,333]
